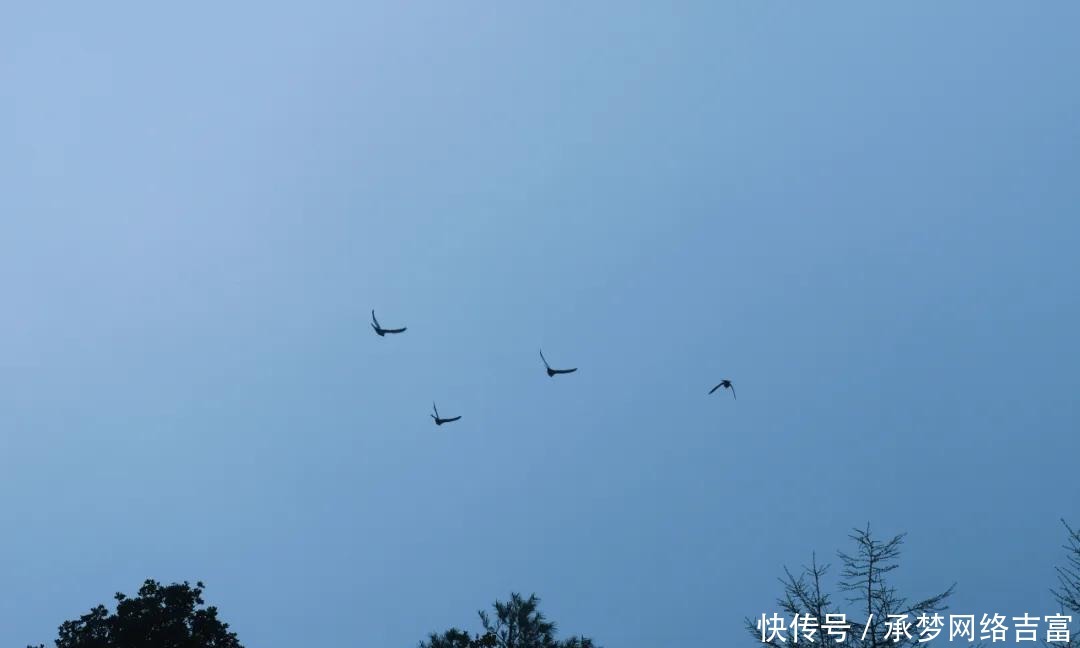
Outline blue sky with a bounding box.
[2,2,1078,647]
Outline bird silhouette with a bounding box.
[708,379,736,399]
[371,310,406,336]
[431,402,461,426]
[539,348,577,377]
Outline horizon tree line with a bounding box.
[25,519,1079,648]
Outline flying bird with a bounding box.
[371,310,406,336]
[708,379,736,399]
[431,402,461,426]
[539,348,577,377]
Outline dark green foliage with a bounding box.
[420,593,597,648]
[28,580,242,648]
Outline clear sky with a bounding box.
[2,2,1078,647]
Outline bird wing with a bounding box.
[384,327,406,334]
[539,348,550,369]
[730,385,736,400]
[445,415,461,423]
[432,402,439,418]
[371,310,380,328]
[554,367,577,374]
[708,383,722,394]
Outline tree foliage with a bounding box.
[29,579,242,648]
[420,593,597,648]
[1051,518,1080,648]
[747,524,955,647]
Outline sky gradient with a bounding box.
[3,2,1079,647]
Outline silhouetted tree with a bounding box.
[28,579,242,648]
[1051,518,1080,648]
[747,524,955,647]
[420,593,597,648]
